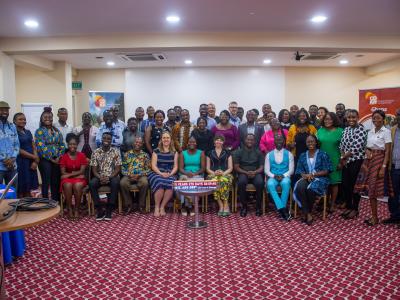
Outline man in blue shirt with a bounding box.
[96,110,123,148]
[228,101,241,128]
[0,101,20,188]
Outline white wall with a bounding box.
[125,67,285,118]
[0,52,16,115]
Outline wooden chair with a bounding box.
[265,185,293,215]
[129,186,151,213]
[293,194,328,221]
[60,186,92,217]
[234,183,267,215]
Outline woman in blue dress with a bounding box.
[148,131,178,217]
[13,113,39,197]
[294,134,333,225]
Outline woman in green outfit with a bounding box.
[317,112,344,211]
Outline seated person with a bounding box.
[89,132,121,221]
[178,136,206,216]
[234,134,264,217]
[206,135,234,216]
[148,131,179,217]
[60,133,88,219]
[265,135,294,221]
[293,135,332,225]
[120,136,150,214]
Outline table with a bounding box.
[173,180,218,229]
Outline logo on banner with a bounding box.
[365,92,378,104]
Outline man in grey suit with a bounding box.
[239,110,264,148]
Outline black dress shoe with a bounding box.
[240,208,247,217]
[255,209,262,217]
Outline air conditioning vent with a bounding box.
[301,53,340,60]
[117,53,167,62]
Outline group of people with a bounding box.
[1,98,399,227]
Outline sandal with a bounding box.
[364,218,378,226]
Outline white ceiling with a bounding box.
[0,0,400,37]
[39,51,400,69]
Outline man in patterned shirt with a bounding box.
[120,136,150,214]
[90,132,122,221]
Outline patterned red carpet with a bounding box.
[5,200,400,299]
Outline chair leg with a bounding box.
[60,193,64,217]
[263,190,267,215]
[323,195,327,221]
[294,201,298,218]
[146,191,150,213]
[118,193,122,214]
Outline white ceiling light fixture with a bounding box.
[166,15,180,23]
[310,15,327,23]
[106,61,115,66]
[263,59,272,64]
[24,19,39,28]
[184,59,193,65]
[339,59,349,65]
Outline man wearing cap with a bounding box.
[0,101,20,187]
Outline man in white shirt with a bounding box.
[228,101,241,128]
[265,135,294,221]
[54,107,73,145]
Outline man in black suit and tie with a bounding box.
[239,110,264,148]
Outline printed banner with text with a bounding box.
[89,91,125,126]
[359,87,400,130]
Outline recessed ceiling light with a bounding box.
[263,59,272,64]
[184,59,192,65]
[107,61,115,66]
[166,15,180,23]
[339,59,349,65]
[24,19,39,28]
[310,15,327,23]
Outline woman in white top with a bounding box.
[73,112,98,158]
[354,110,392,226]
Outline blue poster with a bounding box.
[89,91,125,126]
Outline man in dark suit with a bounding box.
[239,110,264,148]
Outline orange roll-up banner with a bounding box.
[359,87,400,129]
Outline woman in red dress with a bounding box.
[60,133,88,218]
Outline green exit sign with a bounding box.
[72,81,82,90]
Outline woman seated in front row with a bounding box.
[206,135,234,216]
[293,135,333,225]
[148,131,179,217]
[60,133,88,218]
[178,136,206,216]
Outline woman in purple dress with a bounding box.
[211,110,240,151]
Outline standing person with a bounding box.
[208,103,219,124]
[317,107,329,126]
[35,107,65,202]
[164,108,177,132]
[278,109,292,130]
[294,135,333,225]
[228,101,241,128]
[211,110,240,151]
[289,105,299,124]
[190,117,214,155]
[96,110,124,148]
[309,105,319,127]
[172,109,196,152]
[335,103,346,128]
[234,134,264,217]
[120,136,150,214]
[145,110,168,154]
[385,108,400,224]
[90,132,121,221]
[317,112,344,212]
[287,108,317,163]
[0,101,19,188]
[54,108,73,145]
[178,136,206,216]
[259,118,288,155]
[206,135,234,216]
[339,109,367,220]
[110,105,126,128]
[135,107,145,134]
[263,111,276,132]
[265,135,294,221]
[13,113,39,197]
[60,134,88,219]
[197,103,216,130]
[354,110,392,226]
[256,104,273,127]
[174,105,182,122]
[73,112,98,159]
[121,117,143,153]
[148,131,178,217]
[142,106,155,132]
[239,109,264,148]
[237,107,244,122]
